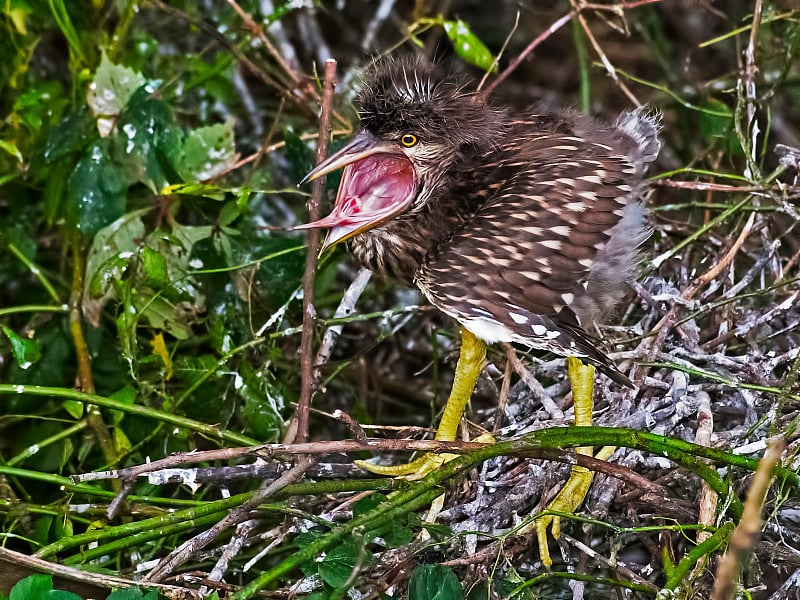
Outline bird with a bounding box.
[297,56,660,565]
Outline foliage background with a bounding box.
[1,1,799,599]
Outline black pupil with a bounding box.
[404,135,414,145]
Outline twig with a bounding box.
[711,437,784,600]
[694,392,716,547]
[571,0,640,106]
[476,10,519,93]
[482,9,577,97]
[294,59,337,444]
[144,456,316,582]
[315,267,372,375]
[0,547,198,600]
[742,0,762,180]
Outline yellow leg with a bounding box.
[354,327,488,478]
[533,357,616,566]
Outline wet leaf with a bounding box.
[238,363,285,441]
[66,139,127,236]
[88,52,146,137]
[113,87,181,193]
[43,107,96,163]
[83,210,146,325]
[176,119,237,182]
[140,246,168,290]
[1,325,41,369]
[443,20,496,72]
[284,128,315,184]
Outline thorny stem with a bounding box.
[295,59,337,444]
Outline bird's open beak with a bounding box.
[296,131,416,251]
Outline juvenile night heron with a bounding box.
[298,56,660,565]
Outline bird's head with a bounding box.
[297,56,500,251]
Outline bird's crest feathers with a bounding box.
[357,56,503,147]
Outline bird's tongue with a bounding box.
[299,154,415,239]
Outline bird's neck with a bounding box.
[348,151,502,284]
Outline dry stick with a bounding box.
[295,59,337,445]
[0,547,199,600]
[571,0,640,106]
[476,10,520,93]
[645,211,756,359]
[315,267,372,376]
[226,0,302,90]
[482,9,577,98]
[74,438,494,483]
[742,0,762,179]
[710,438,784,600]
[504,343,565,420]
[144,456,316,583]
[693,392,716,544]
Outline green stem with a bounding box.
[6,420,89,467]
[0,305,69,317]
[663,521,735,591]
[0,384,258,446]
[7,243,61,303]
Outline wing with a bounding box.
[414,131,641,384]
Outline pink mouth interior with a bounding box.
[333,153,415,223]
[299,154,416,232]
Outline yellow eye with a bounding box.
[400,134,418,147]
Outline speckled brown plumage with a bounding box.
[309,57,661,385]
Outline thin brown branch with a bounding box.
[571,0,640,106]
[482,9,577,98]
[0,547,199,600]
[711,437,784,600]
[294,59,337,444]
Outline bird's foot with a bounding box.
[354,432,495,479]
[532,444,616,566]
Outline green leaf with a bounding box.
[42,107,96,163]
[62,400,84,420]
[408,565,464,600]
[0,140,23,162]
[9,574,53,600]
[318,541,357,588]
[420,522,455,542]
[238,363,285,441]
[132,293,193,340]
[699,97,741,155]
[112,87,181,193]
[176,119,237,182]
[140,246,168,290]
[66,139,127,236]
[1,324,41,369]
[162,182,227,202]
[443,20,496,72]
[88,52,147,137]
[7,574,83,600]
[13,80,68,135]
[83,210,145,325]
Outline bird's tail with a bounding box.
[615,107,662,173]
[559,321,634,388]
